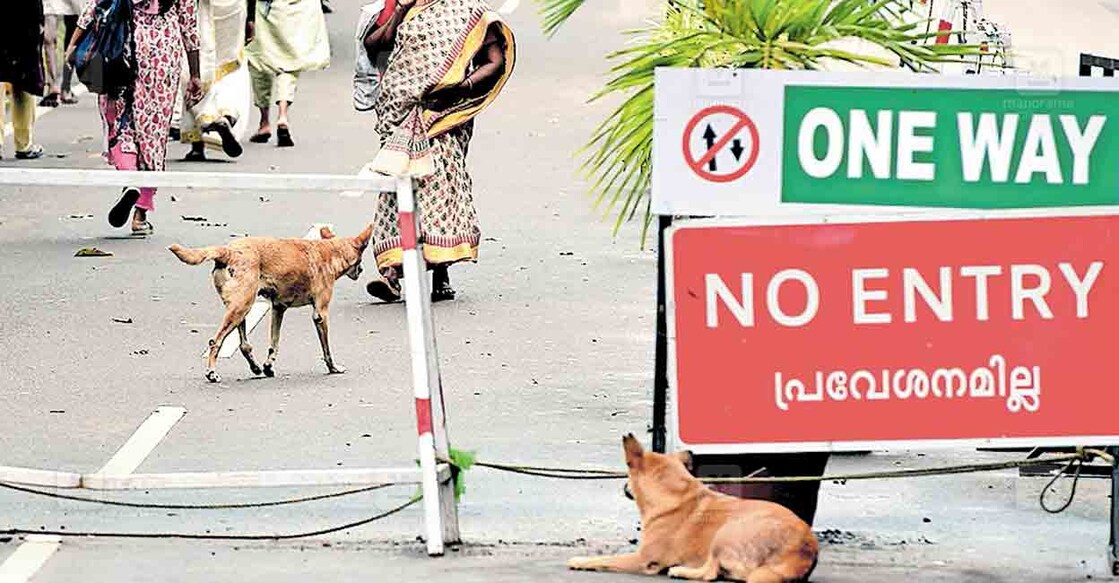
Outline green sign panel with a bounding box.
[782,86,1117,208]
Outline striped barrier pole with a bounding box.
[396,176,460,555]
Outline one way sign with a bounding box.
[682,105,760,183]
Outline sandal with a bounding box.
[183,148,206,162]
[365,277,402,303]
[276,125,294,148]
[39,93,60,108]
[61,92,78,105]
[14,144,44,160]
[109,187,141,228]
[206,118,243,158]
[431,285,457,303]
[131,220,154,237]
[249,131,271,144]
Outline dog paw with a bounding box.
[205,370,221,384]
[262,364,275,378]
[667,566,688,579]
[566,557,595,571]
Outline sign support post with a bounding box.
[652,214,672,454]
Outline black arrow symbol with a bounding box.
[703,124,718,172]
[730,139,744,161]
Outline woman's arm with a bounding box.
[364,0,413,54]
[424,26,506,110]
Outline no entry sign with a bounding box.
[666,210,1119,453]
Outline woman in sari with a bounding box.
[181,0,254,161]
[69,0,202,236]
[362,0,515,303]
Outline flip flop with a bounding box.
[276,126,294,148]
[109,187,141,228]
[131,220,154,237]
[207,119,243,158]
[39,93,60,108]
[183,148,206,162]
[365,278,402,303]
[249,131,271,144]
[61,93,78,105]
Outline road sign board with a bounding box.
[653,68,1119,216]
[666,209,1119,453]
[682,105,760,183]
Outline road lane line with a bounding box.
[95,406,186,476]
[0,536,61,583]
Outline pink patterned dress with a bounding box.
[80,0,199,211]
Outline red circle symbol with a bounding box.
[682,105,760,183]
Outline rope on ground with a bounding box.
[452,451,1108,485]
[0,480,396,510]
[0,492,422,541]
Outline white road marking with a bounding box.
[94,406,186,476]
[2,86,89,142]
[0,466,80,488]
[215,224,333,358]
[0,536,61,583]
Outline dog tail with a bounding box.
[168,244,231,266]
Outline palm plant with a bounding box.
[540,0,983,243]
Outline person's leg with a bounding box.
[274,72,297,147]
[41,15,61,106]
[249,59,273,141]
[12,90,42,158]
[61,15,79,101]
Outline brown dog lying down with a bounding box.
[568,435,818,582]
[168,224,372,383]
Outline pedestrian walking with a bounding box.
[245,0,330,148]
[361,0,515,302]
[41,0,84,107]
[0,0,47,160]
[181,0,255,161]
[68,0,202,236]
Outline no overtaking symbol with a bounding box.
[682,105,760,183]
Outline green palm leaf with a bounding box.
[540,0,986,244]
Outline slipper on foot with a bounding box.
[276,126,294,148]
[207,119,243,158]
[249,132,271,144]
[109,188,141,228]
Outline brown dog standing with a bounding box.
[169,224,372,383]
[568,435,818,582]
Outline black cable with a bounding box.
[0,480,395,510]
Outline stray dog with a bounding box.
[568,435,818,582]
[169,224,373,383]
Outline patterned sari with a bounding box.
[369,0,515,274]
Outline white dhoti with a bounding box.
[182,0,251,150]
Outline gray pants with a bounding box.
[43,14,78,95]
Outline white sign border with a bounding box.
[665,206,1119,454]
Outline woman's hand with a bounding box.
[423,81,470,111]
[186,76,204,108]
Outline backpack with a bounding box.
[354,0,393,111]
[70,0,135,95]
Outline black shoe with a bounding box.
[169,127,181,142]
[206,119,243,158]
[109,187,141,228]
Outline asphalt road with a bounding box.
[0,0,1114,581]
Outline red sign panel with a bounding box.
[668,213,1119,453]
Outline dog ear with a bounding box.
[673,450,694,473]
[320,226,337,239]
[352,223,374,248]
[623,434,644,469]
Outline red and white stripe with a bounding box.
[396,176,446,556]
